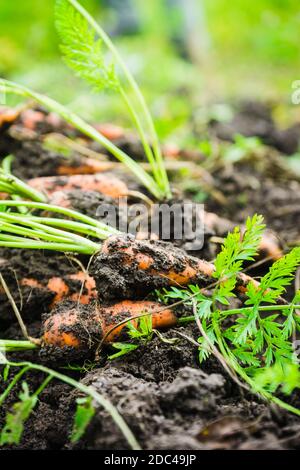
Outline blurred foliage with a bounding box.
[0,0,300,141]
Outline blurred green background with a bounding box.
[0,0,299,142]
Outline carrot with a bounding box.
[42,300,177,350]
[20,109,45,131]
[56,159,115,176]
[93,123,124,141]
[47,190,72,209]
[18,109,66,132]
[98,300,178,343]
[43,307,81,349]
[20,272,97,308]
[27,173,128,199]
[0,107,20,129]
[257,229,282,261]
[92,235,260,301]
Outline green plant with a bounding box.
[0,359,140,449]
[109,314,153,360]
[162,214,300,416]
[0,156,47,204]
[254,362,300,396]
[0,200,119,253]
[0,0,171,200]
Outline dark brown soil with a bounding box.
[0,103,300,450]
[205,159,300,247]
[209,101,300,155]
[2,326,300,450]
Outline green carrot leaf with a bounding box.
[55,0,120,92]
[71,396,95,443]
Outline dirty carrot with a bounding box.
[55,158,116,176]
[0,107,21,129]
[28,173,128,198]
[42,300,178,351]
[19,272,97,307]
[204,211,283,261]
[92,235,260,300]
[0,202,280,304]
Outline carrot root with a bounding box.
[42,300,178,352]
[28,173,128,199]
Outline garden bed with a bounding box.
[0,102,299,450]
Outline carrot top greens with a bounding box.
[0,200,119,254]
[161,216,300,417]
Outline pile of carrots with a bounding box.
[41,234,263,355]
[0,106,284,358]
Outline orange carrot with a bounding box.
[56,159,115,176]
[93,123,124,140]
[28,174,128,199]
[204,211,283,261]
[98,300,177,343]
[93,235,260,301]
[43,307,81,349]
[20,272,97,308]
[0,107,20,128]
[42,300,177,350]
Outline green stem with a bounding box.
[0,340,38,351]
[0,211,99,250]
[27,217,112,240]
[0,240,96,254]
[0,221,74,244]
[0,80,163,199]
[222,304,300,317]
[1,156,13,173]
[33,375,53,398]
[0,200,119,234]
[0,366,30,406]
[120,87,160,184]
[0,172,47,203]
[66,0,170,198]
[178,304,300,325]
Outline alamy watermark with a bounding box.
[95,198,205,250]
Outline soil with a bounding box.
[209,101,300,155]
[0,102,300,450]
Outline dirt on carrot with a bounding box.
[90,234,262,301]
[28,173,128,198]
[0,249,96,326]
[41,299,178,360]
